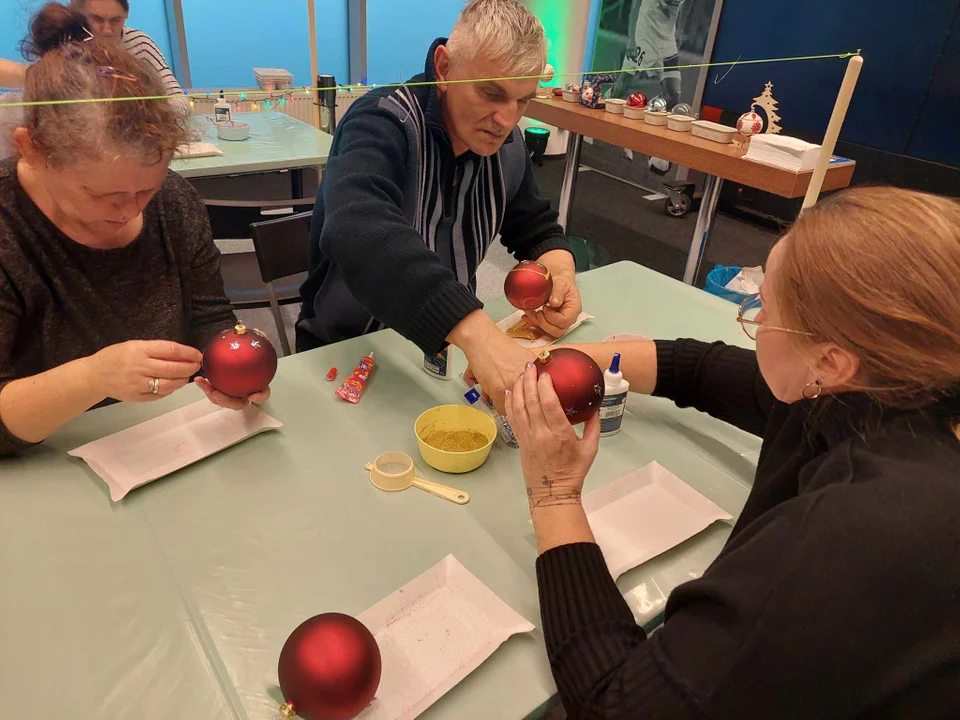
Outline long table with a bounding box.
[525,98,856,285]
[0,262,762,719]
[171,112,333,197]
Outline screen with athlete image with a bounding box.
[593,0,722,110]
[587,0,724,186]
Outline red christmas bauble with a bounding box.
[737,112,764,136]
[534,348,604,425]
[627,92,647,108]
[278,613,382,720]
[202,324,278,398]
[504,261,553,311]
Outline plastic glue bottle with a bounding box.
[600,353,629,437]
[214,91,232,125]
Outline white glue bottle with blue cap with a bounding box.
[214,91,232,125]
[600,353,629,437]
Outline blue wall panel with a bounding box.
[906,4,960,167]
[702,0,957,155]
[182,0,348,89]
[366,0,463,84]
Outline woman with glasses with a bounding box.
[507,187,960,717]
[0,4,268,458]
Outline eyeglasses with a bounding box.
[737,293,814,341]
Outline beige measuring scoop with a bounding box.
[366,452,470,505]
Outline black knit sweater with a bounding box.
[0,159,236,456]
[537,339,960,719]
[297,39,570,354]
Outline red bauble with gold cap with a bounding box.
[202,324,278,398]
[504,260,553,311]
[534,348,604,425]
[278,613,382,720]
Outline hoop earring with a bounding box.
[802,380,823,400]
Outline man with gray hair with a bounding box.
[299,0,581,407]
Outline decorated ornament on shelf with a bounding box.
[539,63,555,84]
[278,613,382,720]
[580,73,616,109]
[504,261,553,311]
[671,103,694,117]
[202,324,278,398]
[626,92,647,108]
[648,95,668,113]
[534,348,604,425]
[750,81,782,134]
[737,111,764,136]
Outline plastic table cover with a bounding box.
[170,112,333,179]
[0,262,761,719]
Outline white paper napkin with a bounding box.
[583,462,733,579]
[69,400,282,501]
[175,141,224,159]
[356,555,534,720]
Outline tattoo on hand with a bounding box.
[528,476,581,509]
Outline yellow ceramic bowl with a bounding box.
[414,405,497,474]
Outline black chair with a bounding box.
[249,210,314,356]
[204,199,314,356]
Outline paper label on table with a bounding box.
[497,310,593,349]
[356,555,534,720]
[583,462,732,579]
[68,400,282,502]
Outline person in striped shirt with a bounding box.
[1,0,188,113]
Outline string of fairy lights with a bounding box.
[0,51,860,110]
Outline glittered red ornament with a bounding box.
[278,613,382,720]
[504,261,553,311]
[202,324,278,398]
[627,92,647,108]
[535,348,604,425]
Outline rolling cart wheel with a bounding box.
[665,196,690,218]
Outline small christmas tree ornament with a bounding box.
[278,613,382,720]
[202,324,278,398]
[534,348,605,425]
[750,82,782,134]
[504,261,553,311]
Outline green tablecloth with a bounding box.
[170,112,333,180]
[0,262,761,719]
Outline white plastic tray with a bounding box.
[583,462,733,579]
[357,555,534,720]
[69,400,282,501]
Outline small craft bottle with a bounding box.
[600,353,629,437]
[214,91,232,125]
[423,345,453,380]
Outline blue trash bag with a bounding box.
[704,264,753,304]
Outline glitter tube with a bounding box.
[335,352,374,404]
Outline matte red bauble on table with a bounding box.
[504,260,553,311]
[278,613,382,720]
[202,324,278,398]
[534,348,604,425]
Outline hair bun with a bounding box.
[22,3,90,60]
